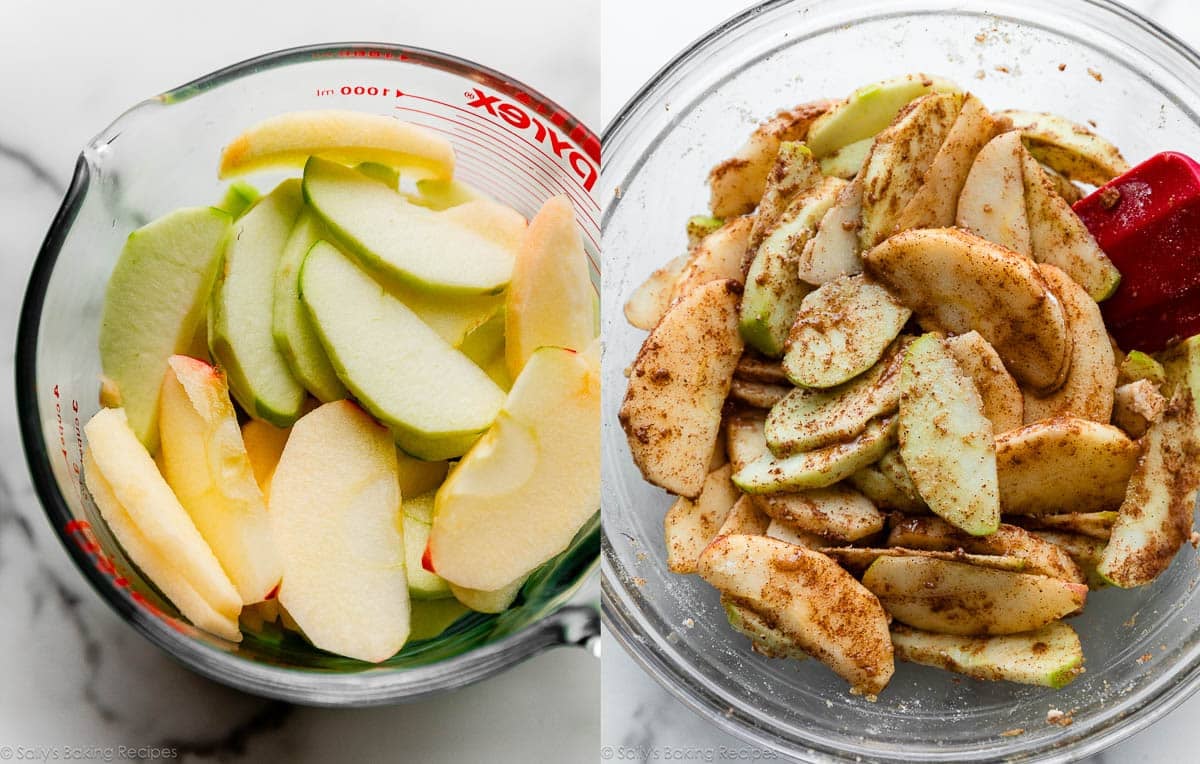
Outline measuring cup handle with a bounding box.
[551,604,601,657]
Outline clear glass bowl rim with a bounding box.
[600,0,1200,760]
[16,41,600,706]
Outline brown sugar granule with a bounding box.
[995,65,1011,74]
[1088,67,1103,82]
[1058,63,1067,72]
[1137,653,1153,664]
[1046,709,1074,727]
[1099,186,1121,210]
[1000,728,1025,738]
[975,32,987,43]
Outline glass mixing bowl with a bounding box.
[16,43,600,706]
[602,0,1200,760]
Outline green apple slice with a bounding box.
[752,483,885,542]
[300,241,505,460]
[303,156,512,295]
[732,414,897,493]
[216,181,259,218]
[273,210,348,402]
[401,492,452,599]
[409,598,471,641]
[99,206,231,450]
[806,73,961,158]
[899,334,999,536]
[722,596,810,660]
[413,178,482,210]
[209,180,306,426]
[891,623,1084,688]
[449,575,529,613]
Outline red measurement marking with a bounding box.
[65,519,186,634]
[402,91,599,207]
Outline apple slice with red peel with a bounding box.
[83,448,241,642]
[505,195,595,378]
[84,408,242,620]
[271,400,409,662]
[159,355,283,604]
[430,346,599,591]
[219,110,455,180]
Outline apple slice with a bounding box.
[441,199,527,254]
[1022,264,1117,424]
[730,378,790,409]
[625,254,688,331]
[1021,149,1120,301]
[764,518,824,548]
[859,91,962,248]
[670,216,753,300]
[450,575,529,614]
[806,73,960,158]
[1030,531,1109,588]
[752,484,885,542]
[894,94,1004,231]
[219,110,454,180]
[272,210,347,402]
[84,408,242,619]
[698,534,895,695]
[819,137,873,179]
[782,275,910,389]
[396,452,449,499]
[715,495,771,537]
[891,622,1084,688]
[799,178,864,285]
[100,207,230,449]
[822,547,1028,574]
[241,419,289,498]
[401,492,452,599]
[216,181,259,219]
[943,331,1023,434]
[722,596,811,660]
[733,415,897,494]
[886,516,1085,583]
[955,131,1033,257]
[413,178,482,209]
[431,346,598,590]
[899,334,999,536]
[848,461,926,513]
[665,464,739,574]
[746,142,823,252]
[863,227,1071,393]
[84,449,241,642]
[1000,110,1129,185]
[996,418,1139,514]
[621,279,743,498]
[385,280,504,349]
[862,556,1087,635]
[303,157,512,295]
[1099,381,1200,587]
[271,400,409,662]
[708,100,835,218]
[1010,512,1118,540]
[459,309,511,391]
[1112,379,1167,438]
[159,356,282,604]
[301,241,505,460]
[209,179,307,426]
[505,195,595,377]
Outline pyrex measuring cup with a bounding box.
[16,42,600,705]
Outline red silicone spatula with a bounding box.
[1075,151,1200,352]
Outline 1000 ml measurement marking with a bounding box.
[316,85,393,97]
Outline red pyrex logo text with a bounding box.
[464,88,599,193]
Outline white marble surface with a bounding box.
[601,0,1200,762]
[0,1,598,762]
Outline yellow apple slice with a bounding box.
[431,346,599,591]
[241,419,289,498]
[505,195,595,377]
[441,199,527,254]
[159,356,282,604]
[450,575,530,613]
[412,178,483,210]
[396,451,449,498]
[956,131,1033,257]
[84,408,242,619]
[271,400,409,662]
[83,449,241,642]
[218,110,454,180]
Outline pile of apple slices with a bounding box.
[86,111,599,662]
[621,75,1200,697]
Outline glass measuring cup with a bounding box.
[16,42,600,705]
